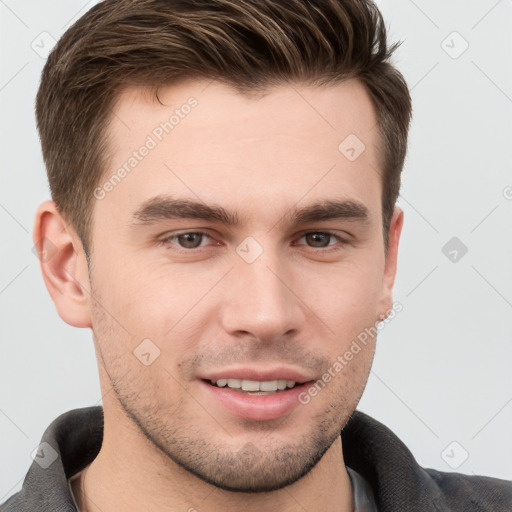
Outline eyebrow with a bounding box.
[130,194,370,228]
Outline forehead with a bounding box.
[109,78,378,153]
[97,79,382,225]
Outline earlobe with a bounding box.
[378,207,404,318]
[33,200,92,328]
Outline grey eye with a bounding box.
[304,233,332,247]
[177,233,204,248]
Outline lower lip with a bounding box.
[200,380,312,421]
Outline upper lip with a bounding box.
[200,366,314,384]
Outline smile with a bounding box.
[210,379,298,394]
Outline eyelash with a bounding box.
[157,230,349,252]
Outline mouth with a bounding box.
[199,372,313,421]
[206,378,300,395]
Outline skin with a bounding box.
[34,78,403,512]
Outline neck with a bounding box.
[78,403,353,512]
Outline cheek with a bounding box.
[91,291,186,405]
[91,258,190,333]
[90,254,228,375]
[301,257,385,334]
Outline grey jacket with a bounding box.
[1,406,510,511]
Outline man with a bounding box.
[1,0,510,511]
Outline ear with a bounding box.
[33,200,92,328]
[378,207,404,319]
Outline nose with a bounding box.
[219,250,305,343]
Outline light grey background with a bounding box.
[1,0,511,501]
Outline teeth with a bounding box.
[241,380,260,391]
[260,381,278,392]
[227,378,241,388]
[213,379,297,391]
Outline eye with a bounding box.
[296,231,344,248]
[160,231,213,249]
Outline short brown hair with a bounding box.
[36,0,411,257]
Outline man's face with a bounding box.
[87,79,398,491]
